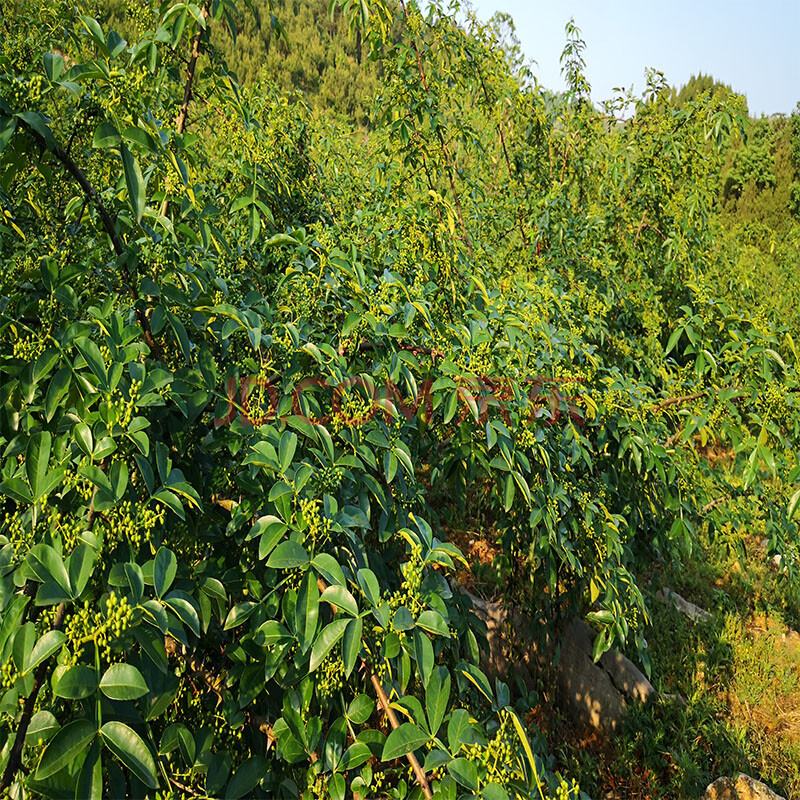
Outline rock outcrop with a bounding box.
[463,588,659,732]
[655,587,712,623]
[700,774,786,800]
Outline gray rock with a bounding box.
[599,644,656,703]
[656,587,712,623]
[700,774,786,800]
[557,618,626,731]
[462,584,657,733]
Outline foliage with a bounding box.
[0,1,798,799]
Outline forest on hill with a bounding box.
[0,0,799,798]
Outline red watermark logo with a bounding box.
[214,373,587,430]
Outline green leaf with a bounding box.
[164,591,200,637]
[27,710,60,744]
[75,337,108,387]
[206,751,232,795]
[122,125,156,152]
[586,609,614,626]
[45,367,71,422]
[592,627,610,662]
[425,666,450,735]
[460,663,493,703]
[413,628,434,687]
[36,718,97,779]
[447,757,479,790]
[68,543,96,597]
[309,618,350,671]
[320,585,358,617]
[99,663,149,700]
[338,742,371,771]
[416,609,449,637]
[93,121,121,148]
[26,430,51,502]
[665,327,683,355]
[311,553,346,587]
[43,52,65,82]
[79,15,108,52]
[328,772,346,799]
[788,488,800,520]
[266,541,309,569]
[13,623,35,672]
[27,544,71,597]
[341,616,362,678]
[73,422,93,457]
[346,694,374,725]
[26,630,65,672]
[225,755,267,799]
[53,664,98,698]
[503,472,515,511]
[254,620,292,646]
[0,477,31,503]
[381,722,428,761]
[124,562,144,604]
[356,568,380,606]
[224,602,258,630]
[153,547,177,598]
[482,783,510,800]
[342,311,360,336]
[447,709,471,752]
[295,571,320,655]
[121,142,145,222]
[75,739,103,800]
[33,348,60,383]
[266,233,298,247]
[279,431,298,472]
[18,111,55,150]
[100,720,157,789]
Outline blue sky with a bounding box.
[466,0,799,116]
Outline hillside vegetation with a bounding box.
[0,1,798,798]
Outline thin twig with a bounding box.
[370,671,433,799]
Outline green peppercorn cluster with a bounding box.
[12,333,46,361]
[314,643,345,705]
[755,382,788,426]
[295,497,331,547]
[4,509,33,552]
[460,710,525,790]
[98,500,165,550]
[552,777,581,800]
[312,465,344,494]
[63,463,94,503]
[388,544,424,617]
[331,390,376,433]
[0,659,18,692]
[65,593,133,663]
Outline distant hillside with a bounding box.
[214,0,383,125]
[102,0,384,125]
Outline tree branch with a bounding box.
[18,118,163,360]
[654,391,706,411]
[398,0,472,254]
[0,602,67,792]
[161,5,209,217]
[370,671,433,799]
